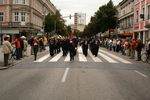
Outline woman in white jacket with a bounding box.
[2,35,11,66]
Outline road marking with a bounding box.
[78,47,87,62]
[64,53,70,62]
[61,68,70,83]
[100,49,132,64]
[34,54,50,62]
[134,70,147,78]
[89,51,102,62]
[49,52,63,62]
[98,52,118,63]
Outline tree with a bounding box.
[83,0,118,37]
[44,11,68,36]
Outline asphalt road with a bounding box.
[0,47,150,100]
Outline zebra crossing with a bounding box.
[34,47,132,64]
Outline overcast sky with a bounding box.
[50,0,120,25]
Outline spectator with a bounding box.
[33,37,39,60]
[11,36,21,60]
[2,35,11,66]
[135,39,144,61]
[28,36,34,55]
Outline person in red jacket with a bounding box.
[33,37,39,60]
[11,36,21,60]
[130,39,137,59]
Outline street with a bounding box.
[0,47,150,100]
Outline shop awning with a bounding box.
[37,33,43,36]
[145,24,150,28]
[122,33,138,36]
[0,30,19,34]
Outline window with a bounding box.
[22,0,25,4]
[14,0,19,4]
[14,0,27,4]
[14,12,19,22]
[21,12,25,22]
[142,7,145,20]
[148,5,150,19]
[136,11,139,22]
[0,0,3,4]
[0,12,3,22]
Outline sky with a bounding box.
[50,0,121,25]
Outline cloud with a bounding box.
[51,0,120,25]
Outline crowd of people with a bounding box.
[102,38,150,61]
[1,35,47,66]
[2,34,150,66]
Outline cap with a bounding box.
[21,36,26,39]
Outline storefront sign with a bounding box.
[0,30,19,34]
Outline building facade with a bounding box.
[73,13,86,32]
[118,0,134,38]
[0,0,57,44]
[134,0,150,43]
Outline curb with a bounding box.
[0,50,49,70]
[0,67,9,70]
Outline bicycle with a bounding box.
[8,46,16,67]
[141,52,150,64]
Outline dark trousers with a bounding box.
[16,48,21,60]
[4,54,10,66]
[34,48,38,60]
[113,46,116,52]
[137,50,141,60]
[70,51,75,61]
[50,49,54,57]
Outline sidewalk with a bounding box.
[0,46,39,70]
[104,47,146,61]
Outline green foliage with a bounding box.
[44,11,68,36]
[83,0,118,37]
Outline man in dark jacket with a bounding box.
[69,40,76,61]
[81,39,88,56]
[135,39,144,61]
[28,36,34,55]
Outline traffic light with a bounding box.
[69,14,71,19]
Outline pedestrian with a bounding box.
[135,39,144,61]
[39,38,43,52]
[145,39,150,56]
[2,35,12,66]
[62,38,69,56]
[81,39,88,56]
[116,39,121,53]
[69,40,76,61]
[112,39,117,52]
[11,35,21,60]
[49,38,55,57]
[130,39,137,59]
[93,40,100,57]
[20,36,25,58]
[28,36,34,55]
[33,37,39,60]
[21,36,28,57]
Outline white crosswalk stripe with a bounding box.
[64,53,70,62]
[89,51,102,62]
[34,48,132,64]
[78,47,87,62]
[34,54,50,62]
[99,49,132,64]
[98,52,118,63]
[49,52,63,62]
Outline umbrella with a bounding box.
[37,33,43,36]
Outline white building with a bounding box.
[73,13,86,32]
[117,0,134,37]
